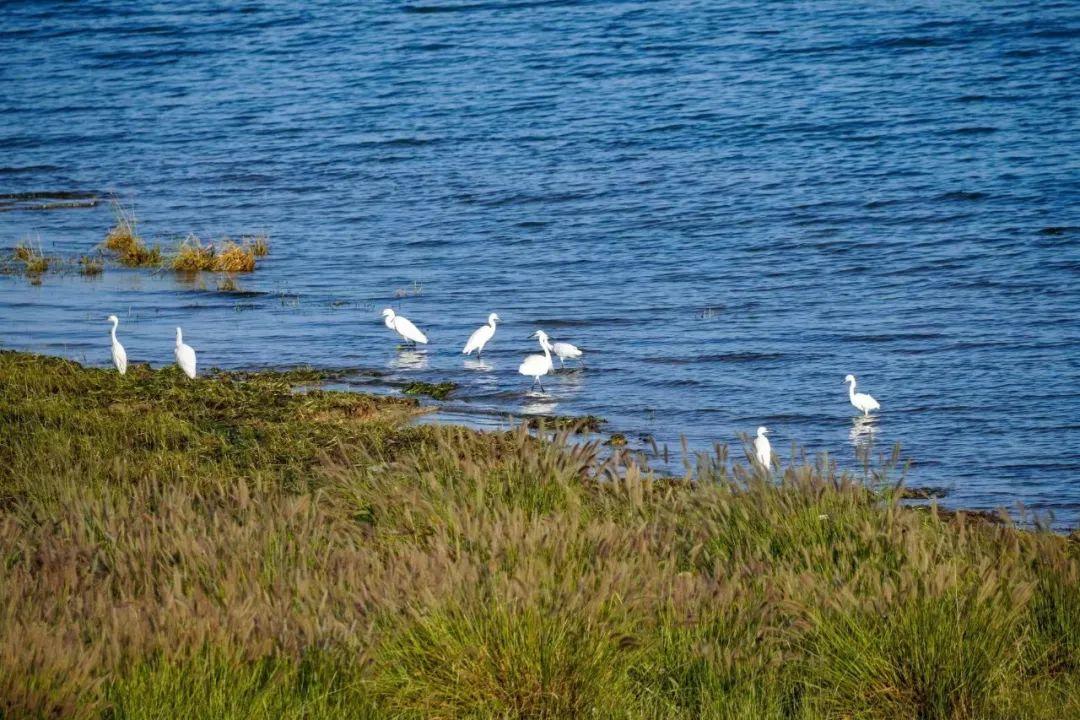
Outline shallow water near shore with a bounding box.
[1,1,1078,526]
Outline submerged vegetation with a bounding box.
[402,380,456,400]
[1,350,1077,718]
[78,255,104,276]
[525,413,606,433]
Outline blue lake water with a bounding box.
[1,1,1078,526]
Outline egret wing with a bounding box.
[552,342,582,359]
[395,316,428,344]
[463,325,490,354]
[176,344,197,378]
[518,353,550,376]
[113,342,127,375]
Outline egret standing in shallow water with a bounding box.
[845,374,880,416]
[382,308,428,346]
[463,313,499,358]
[107,314,127,375]
[519,330,554,392]
[175,327,197,379]
[533,332,582,368]
[754,426,772,468]
[549,339,582,368]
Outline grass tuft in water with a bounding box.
[102,202,162,267]
[171,235,217,271]
[78,256,104,276]
[172,235,264,273]
[12,242,51,274]
[214,240,256,272]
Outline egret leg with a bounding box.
[537,378,545,393]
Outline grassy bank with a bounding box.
[1,350,1077,718]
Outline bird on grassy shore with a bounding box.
[844,374,880,416]
[382,308,428,346]
[107,314,127,375]
[175,327,197,379]
[463,312,499,358]
[754,426,772,468]
[519,330,554,392]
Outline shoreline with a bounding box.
[5,346,1068,533]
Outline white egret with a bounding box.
[533,332,582,368]
[550,340,582,368]
[754,426,772,468]
[175,327,197,379]
[844,374,880,416]
[463,312,499,358]
[382,308,428,345]
[106,314,127,375]
[519,330,554,392]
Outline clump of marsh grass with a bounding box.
[213,240,256,272]
[102,201,139,253]
[12,242,50,275]
[246,233,270,257]
[102,202,162,267]
[171,235,265,273]
[0,350,1077,719]
[171,235,217,272]
[77,256,104,276]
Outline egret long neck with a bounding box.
[176,329,182,346]
[110,320,118,342]
[848,381,857,402]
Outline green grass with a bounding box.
[402,380,456,400]
[524,413,605,433]
[0,350,1077,719]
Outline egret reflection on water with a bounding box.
[389,349,428,371]
[462,357,493,372]
[849,415,880,469]
[522,399,558,416]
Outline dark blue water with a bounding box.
[2,1,1078,525]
